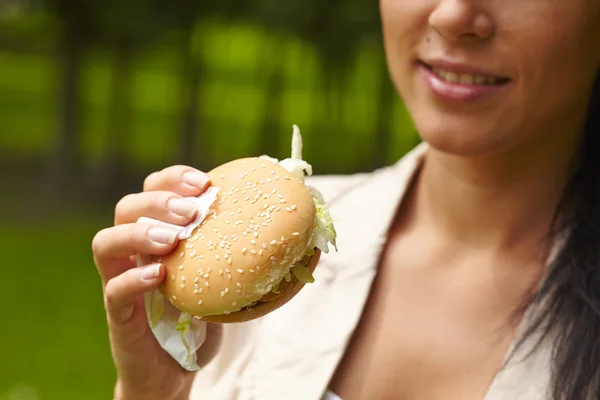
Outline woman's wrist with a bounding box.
[114,380,190,400]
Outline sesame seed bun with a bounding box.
[156,157,319,323]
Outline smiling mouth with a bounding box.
[421,62,511,86]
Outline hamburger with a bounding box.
[148,126,337,326]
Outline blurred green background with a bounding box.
[0,1,418,399]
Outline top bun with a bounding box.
[158,157,318,321]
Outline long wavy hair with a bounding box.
[518,70,600,399]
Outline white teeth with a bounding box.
[459,74,473,84]
[432,67,501,86]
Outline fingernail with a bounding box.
[167,197,197,219]
[141,263,162,280]
[182,171,209,188]
[147,227,179,245]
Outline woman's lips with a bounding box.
[418,61,511,103]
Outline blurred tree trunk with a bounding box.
[371,61,396,169]
[47,31,83,195]
[95,38,134,198]
[258,39,285,157]
[177,14,203,167]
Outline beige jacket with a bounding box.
[189,143,554,400]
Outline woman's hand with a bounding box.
[92,166,223,400]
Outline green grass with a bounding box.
[0,216,117,400]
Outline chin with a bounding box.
[412,110,513,158]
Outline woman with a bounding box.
[91,1,600,399]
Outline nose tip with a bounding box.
[428,1,494,43]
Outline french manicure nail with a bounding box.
[141,263,162,280]
[167,197,197,218]
[147,227,178,245]
[182,171,209,188]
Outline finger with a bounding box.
[143,166,211,196]
[114,191,199,226]
[92,223,182,282]
[104,263,165,325]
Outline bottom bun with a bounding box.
[197,248,321,323]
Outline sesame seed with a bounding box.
[256,265,261,270]
[276,207,281,211]
[220,291,225,297]
[275,176,279,180]
[281,236,285,241]
[225,288,229,294]
[199,255,204,259]
[284,176,290,180]
[270,240,277,246]
[180,284,185,289]
[207,267,212,273]
[262,242,267,249]
[236,289,242,294]
[272,188,277,194]
[194,277,199,283]
[259,180,265,184]
[266,178,272,182]
[215,255,220,260]
[171,274,175,281]
[193,289,199,294]
[181,276,186,281]
[254,232,259,238]
[172,295,177,300]
[226,220,230,224]
[233,198,238,203]
[242,248,247,253]
[198,287,203,293]
[227,274,232,280]
[178,265,184,271]
[293,232,300,236]
[236,282,242,288]
[291,205,297,210]
[280,199,286,203]
[203,273,209,278]
[250,249,257,255]
[232,301,237,307]
[285,208,291,212]
[250,269,255,273]
[219,269,223,275]
[259,249,264,255]
[250,239,256,245]
[228,258,232,265]
[198,300,203,305]
[213,229,218,233]
[205,282,210,287]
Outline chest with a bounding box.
[328,233,532,400]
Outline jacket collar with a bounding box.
[245,143,429,400]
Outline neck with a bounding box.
[415,133,580,253]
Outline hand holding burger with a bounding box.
[140,126,337,367]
